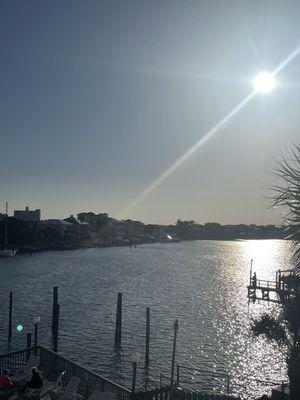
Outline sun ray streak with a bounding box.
[133,65,247,85]
[118,45,300,218]
[272,46,300,75]
[118,90,256,218]
[120,63,248,85]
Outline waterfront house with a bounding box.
[14,206,41,222]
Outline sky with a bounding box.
[1,1,300,225]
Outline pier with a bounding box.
[247,268,300,303]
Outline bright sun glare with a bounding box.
[253,71,277,94]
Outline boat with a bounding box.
[0,202,17,257]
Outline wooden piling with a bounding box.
[53,303,59,353]
[227,375,230,395]
[176,364,180,387]
[170,319,179,387]
[34,323,38,355]
[26,332,32,360]
[131,361,137,394]
[27,332,32,348]
[52,286,58,331]
[8,291,12,342]
[145,307,150,368]
[114,292,122,347]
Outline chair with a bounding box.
[40,371,65,398]
[88,390,117,400]
[13,355,40,383]
[45,377,80,400]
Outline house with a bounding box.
[42,219,72,231]
[14,207,41,222]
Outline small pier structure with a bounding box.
[247,268,300,304]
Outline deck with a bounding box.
[0,347,238,400]
[0,346,130,400]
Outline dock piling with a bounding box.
[114,292,122,347]
[227,375,230,395]
[170,319,179,387]
[53,303,59,352]
[176,364,180,387]
[34,321,39,355]
[8,291,12,342]
[145,307,150,368]
[26,332,32,360]
[52,286,58,332]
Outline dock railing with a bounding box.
[255,279,277,289]
[0,346,131,400]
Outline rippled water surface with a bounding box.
[0,240,291,398]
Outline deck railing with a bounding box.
[0,347,30,375]
[255,279,277,289]
[39,347,131,400]
[0,346,131,400]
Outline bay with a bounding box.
[0,240,290,398]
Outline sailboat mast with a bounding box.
[5,202,8,249]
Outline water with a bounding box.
[0,240,291,398]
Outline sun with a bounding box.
[253,72,277,94]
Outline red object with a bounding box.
[0,373,13,389]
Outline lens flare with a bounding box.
[253,72,276,94]
[17,324,24,332]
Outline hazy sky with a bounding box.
[1,1,300,224]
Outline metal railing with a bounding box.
[0,346,131,400]
[0,347,30,375]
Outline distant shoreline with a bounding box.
[15,236,287,255]
[1,215,287,256]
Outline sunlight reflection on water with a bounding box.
[0,240,291,399]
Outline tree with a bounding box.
[270,143,300,272]
[252,306,300,399]
[252,143,300,400]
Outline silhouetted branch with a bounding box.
[270,143,300,272]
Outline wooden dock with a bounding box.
[247,269,300,304]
